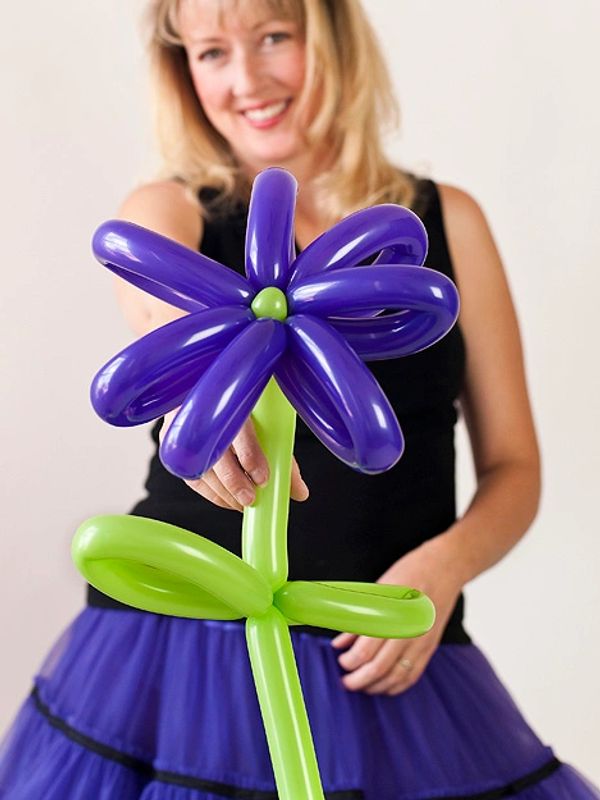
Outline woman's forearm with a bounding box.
[423,459,541,587]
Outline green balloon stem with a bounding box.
[242,377,296,590]
[242,378,326,798]
[247,607,325,800]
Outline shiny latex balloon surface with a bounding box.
[287,204,429,288]
[81,167,458,800]
[245,168,297,290]
[76,376,435,800]
[275,314,405,473]
[90,169,457,478]
[159,318,287,479]
[91,307,254,426]
[93,219,253,312]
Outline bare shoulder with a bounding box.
[435,183,501,290]
[118,179,203,250]
[437,182,482,214]
[436,183,487,230]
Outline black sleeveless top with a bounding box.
[88,178,471,645]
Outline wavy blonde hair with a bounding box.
[145,0,417,220]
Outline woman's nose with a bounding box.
[231,51,265,97]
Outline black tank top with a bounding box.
[88,178,471,645]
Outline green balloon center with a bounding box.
[251,287,288,321]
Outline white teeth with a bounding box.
[244,101,288,122]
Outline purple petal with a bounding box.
[275,315,404,473]
[91,307,254,425]
[93,220,253,312]
[288,265,459,359]
[245,168,297,290]
[329,310,445,361]
[287,205,428,289]
[160,319,287,479]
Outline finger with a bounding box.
[337,635,384,671]
[364,647,420,695]
[159,408,180,444]
[290,456,309,501]
[186,475,242,511]
[331,632,357,649]
[231,418,270,487]
[340,639,403,692]
[386,666,421,695]
[385,652,427,696]
[196,466,244,511]
[213,447,258,508]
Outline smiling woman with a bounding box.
[148,0,416,222]
[1,0,599,799]
[182,9,306,161]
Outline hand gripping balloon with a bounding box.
[72,168,459,800]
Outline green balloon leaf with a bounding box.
[73,515,272,619]
[275,580,435,638]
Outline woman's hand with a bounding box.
[331,536,465,695]
[160,409,309,511]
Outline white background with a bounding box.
[1,0,598,783]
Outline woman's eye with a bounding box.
[263,31,291,46]
[198,47,224,62]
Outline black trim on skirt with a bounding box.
[31,686,361,798]
[31,685,561,800]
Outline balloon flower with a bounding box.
[73,168,460,800]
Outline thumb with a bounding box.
[159,407,181,444]
[290,456,309,501]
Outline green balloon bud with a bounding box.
[251,286,288,321]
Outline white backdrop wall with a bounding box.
[1,0,598,782]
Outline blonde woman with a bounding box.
[1,1,598,797]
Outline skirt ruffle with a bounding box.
[0,606,598,799]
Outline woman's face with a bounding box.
[179,0,308,174]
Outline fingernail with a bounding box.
[251,469,268,486]
[238,490,254,506]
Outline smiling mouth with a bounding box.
[242,99,291,124]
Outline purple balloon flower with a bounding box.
[91,168,459,478]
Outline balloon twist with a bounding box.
[73,168,459,800]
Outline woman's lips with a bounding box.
[241,99,292,129]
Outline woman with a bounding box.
[1,0,598,797]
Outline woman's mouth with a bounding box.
[241,99,292,129]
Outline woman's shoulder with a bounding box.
[436,182,486,227]
[413,177,484,227]
[118,179,203,250]
[432,181,498,290]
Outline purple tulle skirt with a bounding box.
[0,606,598,799]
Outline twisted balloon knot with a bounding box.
[251,286,288,321]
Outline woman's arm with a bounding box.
[113,181,308,509]
[426,184,541,586]
[332,185,542,693]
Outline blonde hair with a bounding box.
[145,0,417,220]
